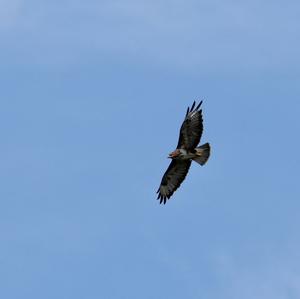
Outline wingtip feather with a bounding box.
[186,107,190,116]
[190,101,196,111]
[196,100,203,110]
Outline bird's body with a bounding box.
[169,148,205,160]
[157,101,210,204]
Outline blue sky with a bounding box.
[1,1,300,298]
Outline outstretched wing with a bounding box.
[157,160,192,204]
[177,101,203,150]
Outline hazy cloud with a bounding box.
[1,0,300,72]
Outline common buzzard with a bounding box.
[157,101,210,204]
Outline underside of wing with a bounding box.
[177,101,204,150]
[157,160,192,204]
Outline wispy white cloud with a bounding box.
[1,0,300,72]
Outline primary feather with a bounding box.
[157,101,210,204]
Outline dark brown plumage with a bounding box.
[177,101,203,150]
[157,101,210,204]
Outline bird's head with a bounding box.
[168,149,181,159]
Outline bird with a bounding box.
[157,101,210,204]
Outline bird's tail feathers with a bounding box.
[193,143,210,165]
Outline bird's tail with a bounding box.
[193,143,210,165]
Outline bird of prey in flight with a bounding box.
[157,101,210,204]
